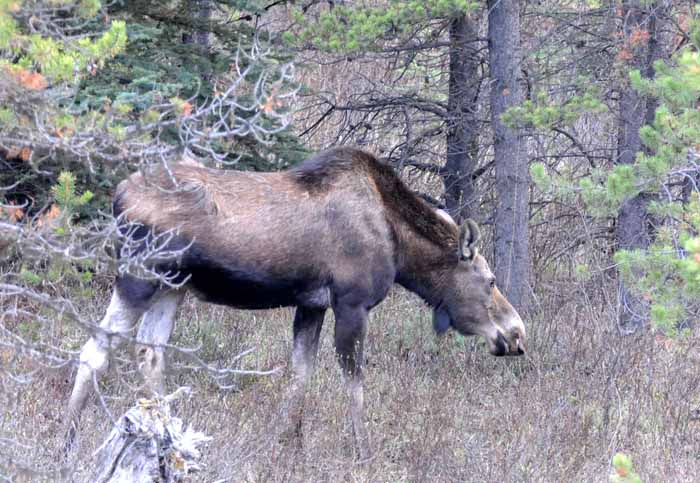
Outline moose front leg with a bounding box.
[333,303,370,461]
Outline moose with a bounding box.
[65,146,526,459]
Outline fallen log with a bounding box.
[92,387,210,483]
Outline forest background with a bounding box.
[1,0,700,481]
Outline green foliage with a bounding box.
[503,82,607,130]
[0,107,15,125]
[10,171,99,289]
[531,21,700,334]
[51,171,93,225]
[0,1,126,84]
[575,263,591,281]
[0,0,307,217]
[530,162,550,191]
[290,0,479,53]
[605,165,638,207]
[72,1,307,169]
[0,2,127,213]
[610,23,700,333]
[610,452,642,483]
[530,161,580,206]
[20,268,43,286]
[511,82,612,213]
[611,192,700,335]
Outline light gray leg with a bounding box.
[135,290,184,396]
[344,373,368,459]
[280,306,325,440]
[64,289,146,452]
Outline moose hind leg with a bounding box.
[64,278,155,452]
[281,306,325,440]
[135,290,184,396]
[333,303,370,461]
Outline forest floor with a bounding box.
[2,279,700,482]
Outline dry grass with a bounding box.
[2,276,700,482]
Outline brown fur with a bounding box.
[292,147,459,253]
[118,147,458,251]
[115,147,461,300]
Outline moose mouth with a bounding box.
[491,331,525,357]
[434,307,525,357]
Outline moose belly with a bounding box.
[183,254,327,310]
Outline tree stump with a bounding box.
[92,387,210,483]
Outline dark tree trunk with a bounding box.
[487,0,530,311]
[682,171,700,205]
[616,1,665,332]
[182,0,211,48]
[443,14,481,223]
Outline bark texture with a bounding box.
[443,14,481,223]
[92,388,210,483]
[616,1,665,331]
[487,0,530,311]
[182,0,211,48]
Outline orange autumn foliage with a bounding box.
[0,203,24,222]
[5,145,33,162]
[36,204,61,228]
[261,95,283,114]
[180,101,193,116]
[19,146,31,162]
[629,27,650,47]
[617,48,634,62]
[4,67,48,90]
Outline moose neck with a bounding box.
[393,221,456,308]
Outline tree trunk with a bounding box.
[92,388,210,483]
[616,1,665,332]
[443,14,481,223]
[182,0,211,48]
[487,0,530,311]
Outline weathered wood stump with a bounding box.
[92,387,210,483]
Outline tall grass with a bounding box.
[2,276,700,482]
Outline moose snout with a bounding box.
[505,329,526,356]
[498,310,526,356]
[512,335,525,356]
[490,331,510,356]
[491,330,525,357]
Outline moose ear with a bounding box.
[459,218,481,261]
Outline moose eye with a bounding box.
[489,278,496,288]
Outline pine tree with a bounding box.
[0,6,301,461]
[529,13,700,335]
[0,0,303,214]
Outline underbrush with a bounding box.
[1,280,700,482]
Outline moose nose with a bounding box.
[513,334,526,355]
[507,335,525,356]
[490,331,525,357]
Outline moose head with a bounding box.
[433,219,526,357]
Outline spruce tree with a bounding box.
[0,0,304,213]
[529,17,700,335]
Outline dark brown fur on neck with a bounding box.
[293,146,459,259]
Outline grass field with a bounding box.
[2,277,700,482]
